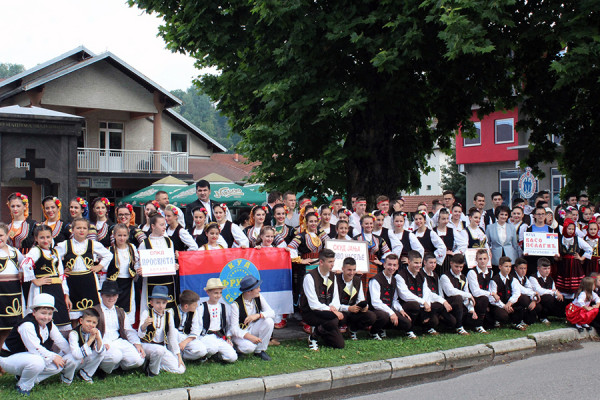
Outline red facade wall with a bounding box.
[456,108,519,164]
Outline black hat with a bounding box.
[98,280,120,295]
[239,275,262,293]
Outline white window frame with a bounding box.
[494,118,514,144]
[99,121,124,150]
[463,121,481,147]
[551,167,566,208]
[499,169,520,206]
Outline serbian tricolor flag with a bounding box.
[179,248,293,315]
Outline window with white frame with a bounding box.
[551,167,566,208]
[171,133,188,153]
[463,121,481,147]
[99,122,123,151]
[495,118,514,144]
[499,169,520,206]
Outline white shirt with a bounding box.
[220,221,250,248]
[349,212,363,232]
[395,270,430,306]
[432,210,468,228]
[573,291,600,307]
[421,269,446,304]
[178,306,200,338]
[513,273,536,299]
[338,278,365,312]
[302,269,340,311]
[166,226,199,250]
[68,328,105,360]
[115,245,140,279]
[529,272,557,296]
[202,302,226,333]
[439,270,474,312]
[437,226,468,254]
[138,308,180,354]
[55,238,113,272]
[561,236,593,259]
[2,321,69,366]
[466,267,494,301]
[388,230,424,258]
[497,222,507,245]
[21,247,69,294]
[229,294,275,338]
[100,303,140,344]
[0,246,23,275]
[488,274,521,307]
[413,229,447,265]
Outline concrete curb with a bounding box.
[108,327,594,400]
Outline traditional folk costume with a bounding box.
[66,324,105,382]
[243,225,264,248]
[566,291,600,328]
[388,229,424,262]
[352,231,392,279]
[176,305,207,361]
[22,246,70,328]
[466,266,495,332]
[139,305,185,375]
[106,243,139,322]
[139,236,180,326]
[56,238,113,320]
[197,286,237,363]
[7,219,37,255]
[414,228,447,266]
[556,221,592,296]
[434,225,467,276]
[218,220,249,248]
[43,220,71,246]
[367,272,412,336]
[336,273,376,335]
[273,224,297,246]
[439,269,476,332]
[488,272,528,327]
[584,231,600,275]
[420,269,457,330]
[512,271,540,325]
[0,246,24,331]
[288,231,329,308]
[465,225,489,249]
[396,269,439,333]
[529,272,566,319]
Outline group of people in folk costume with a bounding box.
[1,181,599,394]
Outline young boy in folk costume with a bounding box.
[419,253,457,333]
[138,212,180,326]
[230,275,275,361]
[529,257,565,323]
[0,223,25,349]
[488,257,529,331]
[337,257,377,340]
[106,223,139,323]
[66,308,105,384]
[6,192,36,255]
[439,254,478,335]
[511,258,541,326]
[0,293,77,395]
[56,218,113,324]
[176,290,208,361]
[22,225,71,332]
[353,214,392,280]
[465,249,497,334]
[139,285,185,376]
[555,218,592,298]
[197,278,237,363]
[41,196,71,244]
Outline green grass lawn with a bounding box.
[0,321,569,399]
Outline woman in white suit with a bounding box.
[486,205,520,268]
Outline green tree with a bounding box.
[0,63,25,79]
[440,150,466,206]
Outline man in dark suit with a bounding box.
[484,192,504,229]
[264,191,282,226]
[184,180,231,226]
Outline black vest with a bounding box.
[435,227,455,252]
[180,310,195,335]
[492,274,514,303]
[336,274,362,306]
[420,270,439,294]
[219,221,235,248]
[168,225,187,252]
[443,271,467,297]
[74,324,98,348]
[233,295,263,329]
[106,244,136,281]
[30,247,58,277]
[400,231,412,255]
[141,308,171,344]
[476,270,492,291]
[299,268,335,312]
[398,269,425,298]
[3,314,54,355]
[188,227,209,248]
[417,228,435,253]
[63,239,95,271]
[200,302,227,336]
[143,236,173,250]
[559,234,581,256]
[368,272,396,307]
[536,275,554,290]
[511,272,528,287]
[466,227,486,248]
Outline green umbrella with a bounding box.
[170,182,266,208]
[118,176,188,206]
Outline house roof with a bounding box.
[165,109,226,152]
[189,153,259,183]
[0,46,181,108]
[0,105,83,120]
[401,195,444,213]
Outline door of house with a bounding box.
[99,122,123,173]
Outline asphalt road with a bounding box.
[345,342,599,400]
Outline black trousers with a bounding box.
[538,294,566,318]
[445,295,466,329]
[371,309,412,333]
[490,294,530,325]
[473,295,490,324]
[303,310,345,348]
[341,310,377,332]
[401,301,437,330]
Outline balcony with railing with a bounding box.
[77,148,188,174]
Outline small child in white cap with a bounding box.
[0,293,77,395]
[197,278,237,363]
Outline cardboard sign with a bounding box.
[524,232,559,257]
[139,247,176,277]
[465,248,492,269]
[325,239,369,273]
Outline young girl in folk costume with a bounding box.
[388,211,424,266]
[6,192,36,255]
[555,219,592,297]
[318,205,335,237]
[138,212,180,325]
[214,204,249,248]
[188,207,209,247]
[55,218,113,324]
[272,204,296,246]
[114,204,146,246]
[287,211,328,312]
[435,208,467,276]
[413,210,447,268]
[0,223,25,348]
[198,222,227,250]
[244,205,268,247]
[334,220,352,240]
[584,219,600,275]
[353,214,392,279]
[565,277,600,332]
[106,223,139,323]
[66,197,92,239]
[139,201,160,237]
[465,207,490,250]
[22,225,71,332]
[578,206,594,237]
[335,207,354,237]
[165,205,198,253]
[296,204,316,235]
[372,210,391,252]
[41,196,70,245]
[90,197,113,248]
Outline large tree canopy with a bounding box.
[130,0,599,200]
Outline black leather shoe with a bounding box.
[254,351,272,361]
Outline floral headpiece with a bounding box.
[100,197,111,209]
[417,210,428,218]
[205,221,221,233]
[218,203,228,212]
[166,204,179,216]
[8,192,30,219]
[42,196,62,221]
